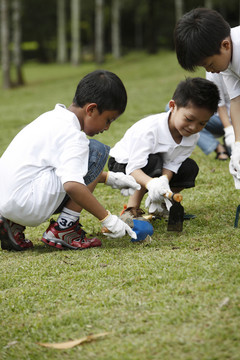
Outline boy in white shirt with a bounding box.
[174,7,240,184]
[0,70,140,251]
[108,77,220,218]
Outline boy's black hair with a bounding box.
[174,8,231,71]
[73,69,127,114]
[172,77,220,114]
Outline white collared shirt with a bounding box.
[221,26,240,100]
[0,104,90,226]
[110,111,199,175]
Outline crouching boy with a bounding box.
[0,70,140,251]
[108,77,220,219]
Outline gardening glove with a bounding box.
[229,160,240,189]
[145,195,172,214]
[224,125,235,151]
[105,171,141,196]
[100,211,137,239]
[146,175,171,202]
[230,142,240,177]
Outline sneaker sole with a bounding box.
[0,216,27,251]
[41,236,84,250]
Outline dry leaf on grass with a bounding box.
[219,297,230,308]
[37,332,110,349]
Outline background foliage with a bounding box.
[17,0,240,62]
[1,51,240,360]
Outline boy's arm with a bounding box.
[130,168,173,187]
[63,181,137,239]
[99,171,141,196]
[230,96,240,141]
[218,105,232,128]
[64,181,108,219]
[218,105,235,150]
[130,168,173,200]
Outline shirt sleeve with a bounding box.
[52,117,90,186]
[125,128,156,175]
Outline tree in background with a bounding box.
[1,0,24,89]
[57,0,67,63]
[175,0,183,22]
[1,0,11,89]
[95,0,104,64]
[71,0,81,65]
[12,0,24,85]
[111,0,120,59]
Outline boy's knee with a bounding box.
[84,139,110,185]
[142,153,163,177]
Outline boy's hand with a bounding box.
[100,211,137,239]
[230,142,240,176]
[145,195,172,213]
[105,171,141,196]
[229,158,240,189]
[146,175,171,202]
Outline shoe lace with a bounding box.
[74,222,87,242]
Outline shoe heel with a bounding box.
[1,237,13,250]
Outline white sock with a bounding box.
[57,207,80,229]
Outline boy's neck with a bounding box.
[68,103,84,129]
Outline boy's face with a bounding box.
[199,38,231,73]
[83,104,120,137]
[168,100,212,140]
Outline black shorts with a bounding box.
[108,153,199,189]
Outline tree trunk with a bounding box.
[175,0,183,22]
[71,0,80,66]
[95,0,104,64]
[12,0,24,85]
[204,0,213,8]
[1,0,11,89]
[147,0,157,54]
[111,0,120,59]
[57,0,67,63]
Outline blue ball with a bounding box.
[131,219,154,242]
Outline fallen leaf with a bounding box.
[219,297,230,308]
[37,332,110,349]
[4,341,18,349]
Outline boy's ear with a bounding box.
[221,38,231,51]
[86,103,98,115]
[169,100,176,110]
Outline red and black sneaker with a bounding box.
[41,219,102,250]
[0,215,33,251]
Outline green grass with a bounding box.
[1,51,240,360]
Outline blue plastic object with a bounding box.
[131,219,154,242]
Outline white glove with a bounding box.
[229,159,240,189]
[100,211,137,239]
[146,175,171,202]
[105,171,141,196]
[145,195,172,213]
[230,142,240,174]
[224,125,235,150]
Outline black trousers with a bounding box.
[108,153,199,189]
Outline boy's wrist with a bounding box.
[99,210,110,222]
[104,171,110,184]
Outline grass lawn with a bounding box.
[1,51,240,360]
